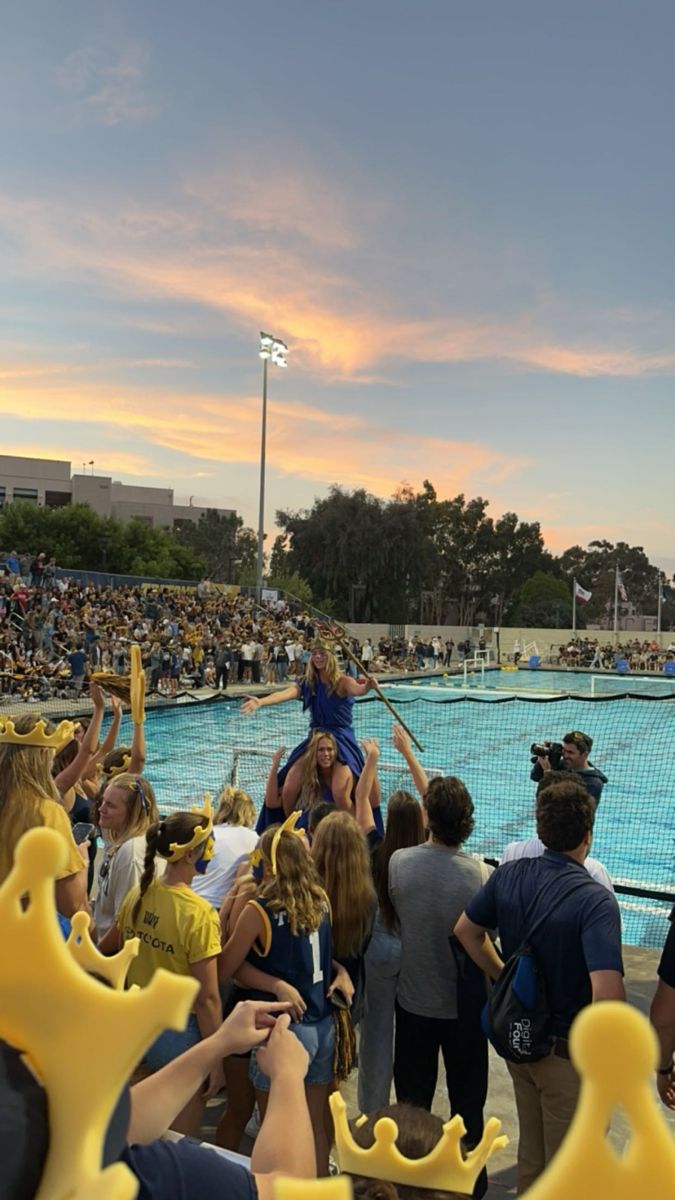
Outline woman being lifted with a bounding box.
[242,638,377,822]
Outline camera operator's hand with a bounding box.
[537,755,551,771]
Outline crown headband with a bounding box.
[163,793,214,862]
[329,1092,507,1195]
[270,810,305,876]
[105,753,131,780]
[0,717,76,752]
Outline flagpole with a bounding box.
[657,577,662,636]
[572,578,577,633]
[613,564,619,642]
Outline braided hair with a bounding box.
[131,811,208,923]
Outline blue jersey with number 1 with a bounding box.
[245,895,332,1024]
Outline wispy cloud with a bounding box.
[3,185,675,381]
[54,43,159,127]
[0,364,527,501]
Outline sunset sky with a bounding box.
[2,1,674,570]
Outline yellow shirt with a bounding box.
[117,878,221,990]
[41,800,85,879]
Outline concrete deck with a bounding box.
[200,945,673,1196]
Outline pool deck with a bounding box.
[200,943,673,1196]
[4,656,670,723]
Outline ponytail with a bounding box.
[132,822,161,923]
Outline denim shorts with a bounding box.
[144,1012,201,1071]
[249,1014,335,1090]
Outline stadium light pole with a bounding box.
[256,332,288,599]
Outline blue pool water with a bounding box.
[122,686,675,949]
[389,667,675,698]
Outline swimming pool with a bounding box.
[389,667,675,698]
[118,688,675,949]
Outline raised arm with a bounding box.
[128,714,146,774]
[242,683,300,715]
[354,738,379,835]
[392,723,429,801]
[54,683,105,794]
[263,745,286,813]
[95,695,122,761]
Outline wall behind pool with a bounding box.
[343,625,675,659]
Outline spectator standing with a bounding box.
[455,780,624,1193]
[389,776,490,1196]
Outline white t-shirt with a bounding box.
[94,835,162,939]
[500,837,614,892]
[190,824,258,908]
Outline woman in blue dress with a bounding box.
[242,640,378,822]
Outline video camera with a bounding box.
[530,741,564,769]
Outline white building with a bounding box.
[0,455,235,529]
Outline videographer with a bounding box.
[530,730,607,806]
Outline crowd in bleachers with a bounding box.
[557,635,675,672]
[0,550,472,702]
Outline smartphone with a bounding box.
[72,821,96,845]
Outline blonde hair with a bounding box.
[257,825,327,937]
[215,785,255,828]
[312,811,376,958]
[97,773,158,845]
[299,731,338,812]
[305,648,341,694]
[0,713,60,883]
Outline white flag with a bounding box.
[575,581,592,603]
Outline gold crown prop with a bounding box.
[0,827,198,1200]
[270,809,305,875]
[312,635,336,653]
[524,1000,675,1199]
[164,792,214,862]
[0,716,76,752]
[66,911,140,991]
[130,643,145,725]
[273,1182,351,1200]
[106,752,132,779]
[330,1092,507,1195]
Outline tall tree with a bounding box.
[174,509,256,582]
[558,540,661,626]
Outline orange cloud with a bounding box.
[2,186,674,381]
[0,366,527,502]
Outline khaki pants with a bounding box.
[507,1050,580,1194]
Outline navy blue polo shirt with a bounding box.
[465,851,623,1037]
[122,1141,257,1200]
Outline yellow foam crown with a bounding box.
[130,643,145,725]
[0,827,198,1200]
[164,792,214,862]
[0,716,76,752]
[524,1000,675,1199]
[330,1092,507,1194]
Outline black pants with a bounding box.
[394,1002,488,1197]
